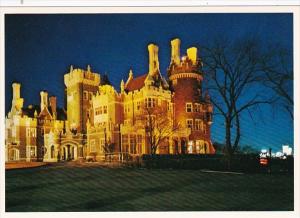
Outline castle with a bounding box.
[5,38,215,162]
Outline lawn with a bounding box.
[5,162,294,211]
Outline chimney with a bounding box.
[49,96,57,119]
[148,43,160,76]
[187,47,198,65]
[40,91,48,111]
[12,83,21,100]
[171,38,181,65]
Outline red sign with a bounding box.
[260,158,268,165]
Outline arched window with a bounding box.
[51,145,55,159]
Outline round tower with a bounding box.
[168,38,214,154]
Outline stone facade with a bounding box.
[5,38,215,163]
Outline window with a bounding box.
[89,92,93,101]
[201,122,205,132]
[145,98,156,108]
[167,102,171,111]
[83,91,88,100]
[90,139,96,152]
[195,119,201,130]
[26,146,36,158]
[186,119,193,129]
[196,141,201,154]
[103,106,107,114]
[186,103,192,112]
[146,115,156,127]
[26,128,31,137]
[130,135,136,154]
[137,135,142,154]
[31,128,36,137]
[100,139,105,153]
[194,103,200,112]
[137,101,141,110]
[124,104,130,113]
[95,107,102,115]
[122,135,129,153]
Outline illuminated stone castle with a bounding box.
[5,38,215,162]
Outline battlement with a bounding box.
[64,66,100,87]
[168,38,202,76]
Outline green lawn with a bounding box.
[5,163,293,211]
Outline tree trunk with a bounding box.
[225,117,234,170]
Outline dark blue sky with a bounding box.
[5,13,293,151]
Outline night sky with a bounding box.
[5,13,293,152]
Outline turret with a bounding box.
[171,38,181,65]
[40,91,48,111]
[187,47,198,65]
[148,43,160,76]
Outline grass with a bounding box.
[5,163,294,212]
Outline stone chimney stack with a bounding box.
[49,96,57,119]
[148,43,160,76]
[40,91,48,111]
[171,38,181,65]
[12,83,21,100]
[187,47,198,65]
[11,83,24,112]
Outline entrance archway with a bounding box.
[60,141,79,161]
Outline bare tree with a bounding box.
[201,37,274,161]
[261,47,293,119]
[141,105,179,155]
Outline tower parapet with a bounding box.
[64,67,100,88]
[64,65,101,133]
[168,38,202,77]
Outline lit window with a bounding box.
[26,128,31,137]
[83,91,88,100]
[137,135,142,154]
[30,146,36,157]
[186,119,193,129]
[167,102,171,111]
[103,106,107,114]
[90,139,96,152]
[137,101,141,110]
[130,135,136,154]
[195,119,201,130]
[100,139,105,153]
[145,98,156,108]
[194,104,200,112]
[186,103,192,112]
[122,135,129,153]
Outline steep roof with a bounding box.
[21,105,66,121]
[125,74,147,92]
[22,105,40,117]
